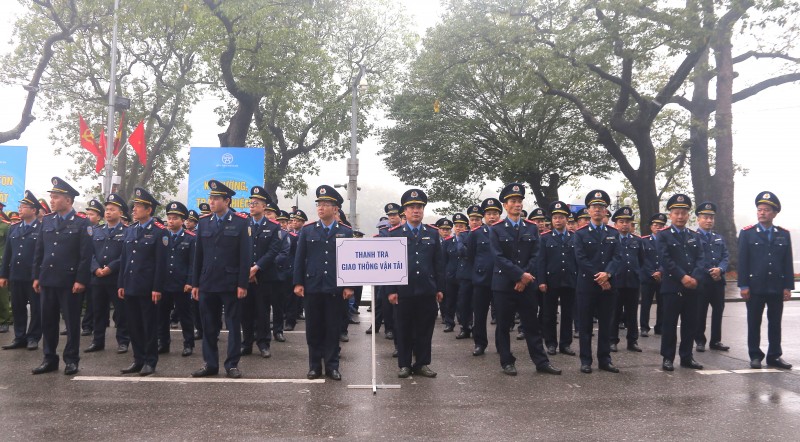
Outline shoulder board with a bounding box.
[686,228,696,234]
[234,212,248,219]
[184,229,196,236]
[577,224,590,230]
[426,224,439,230]
[289,231,298,237]
[388,224,403,231]
[659,226,671,231]
[491,220,504,226]
[75,212,86,218]
[153,221,165,229]
[11,221,21,225]
[539,229,551,235]
[303,221,316,227]
[523,219,536,224]
[200,213,213,219]
[1,219,11,224]
[44,212,57,219]
[741,224,755,231]
[631,233,641,238]
[372,234,380,238]
[267,218,280,225]
[606,225,617,231]
[470,225,482,232]
[776,225,788,232]
[444,235,454,241]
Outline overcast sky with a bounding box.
[1,0,799,244]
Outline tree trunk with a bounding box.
[218,97,256,147]
[526,172,560,209]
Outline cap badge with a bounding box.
[411,190,418,198]
[320,188,327,195]
[764,193,771,199]
[52,178,58,186]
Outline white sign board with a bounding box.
[336,238,408,286]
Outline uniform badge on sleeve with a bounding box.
[162,236,169,246]
[248,226,252,236]
[86,226,93,236]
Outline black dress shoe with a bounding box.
[537,363,562,375]
[27,341,38,350]
[307,369,321,379]
[695,343,706,352]
[84,343,104,353]
[640,329,649,337]
[327,369,342,381]
[117,344,128,354]
[260,348,271,358]
[170,321,179,330]
[59,328,67,336]
[455,330,470,339]
[516,331,525,340]
[627,342,642,352]
[121,362,143,374]
[750,359,763,369]
[157,346,170,354]
[64,363,78,375]
[767,358,793,370]
[392,349,398,358]
[348,317,360,325]
[472,346,485,356]
[2,340,26,350]
[443,324,454,333]
[192,366,218,377]
[365,325,372,335]
[32,362,58,375]
[139,365,155,376]
[502,364,517,376]
[559,347,576,356]
[490,318,497,325]
[662,359,674,371]
[398,367,411,378]
[546,345,557,355]
[710,342,730,351]
[609,343,618,352]
[573,331,580,338]
[274,333,286,343]
[181,347,193,357]
[226,367,242,379]
[284,324,295,331]
[599,363,620,373]
[81,328,92,336]
[414,365,437,378]
[580,365,592,374]
[339,333,349,342]
[241,346,253,356]
[193,331,202,340]
[680,359,703,370]
[385,331,394,340]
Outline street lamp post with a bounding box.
[103,0,121,198]
[348,65,367,231]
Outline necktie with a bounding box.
[54,216,61,229]
[412,228,419,238]
[622,236,628,246]
[324,227,330,237]
[705,232,711,243]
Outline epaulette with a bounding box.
[776,225,788,232]
[470,225,482,232]
[659,226,671,231]
[539,229,551,235]
[185,229,196,236]
[388,224,403,231]
[631,233,641,238]
[153,221,165,229]
[304,221,316,227]
[289,231,298,237]
[235,212,248,219]
[427,223,439,230]
[492,219,504,226]
[373,234,380,238]
[444,235,453,241]
[686,228,695,234]
[523,219,536,224]
[577,224,590,230]
[268,218,280,225]
[200,213,213,219]
[606,225,618,231]
[75,212,86,218]
[742,224,755,231]
[0,219,11,224]
[10,220,21,225]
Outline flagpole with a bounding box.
[103,0,121,198]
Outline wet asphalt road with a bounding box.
[0,301,798,441]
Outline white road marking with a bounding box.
[73,376,324,384]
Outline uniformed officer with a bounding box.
[609,206,643,353]
[385,189,444,378]
[567,212,577,232]
[158,201,196,357]
[657,194,706,371]
[85,193,130,354]
[242,186,283,358]
[575,208,590,229]
[185,210,199,232]
[694,202,730,352]
[537,200,577,356]
[0,191,42,350]
[467,197,503,356]
[284,209,307,331]
[528,207,547,232]
[451,212,472,339]
[31,177,93,375]
[117,188,166,376]
[82,199,105,336]
[293,185,354,380]
[277,212,298,333]
[574,189,620,374]
[640,213,666,337]
[490,183,561,376]
[0,202,13,334]
[438,217,457,332]
[369,203,401,344]
[739,192,793,369]
[198,202,210,216]
[191,180,252,378]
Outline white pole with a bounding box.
[371,287,377,394]
[103,0,121,197]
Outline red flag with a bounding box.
[112,112,125,156]
[78,114,100,156]
[96,129,107,174]
[128,120,147,166]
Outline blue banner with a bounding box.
[0,146,28,209]
[188,147,265,212]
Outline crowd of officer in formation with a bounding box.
[0,176,794,381]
